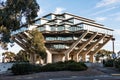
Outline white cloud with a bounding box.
[116,17,120,21]
[92,6,117,16]
[96,0,120,8]
[114,29,120,36]
[37,8,44,16]
[95,17,107,21]
[102,29,120,52]
[108,12,120,21]
[109,12,120,16]
[54,7,65,14]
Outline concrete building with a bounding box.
[12,13,114,63]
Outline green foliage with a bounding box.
[11,60,88,75]
[114,58,120,70]
[41,60,88,72]
[0,0,39,43]
[95,49,112,62]
[103,59,114,67]
[11,63,41,75]
[2,51,16,62]
[28,30,46,59]
[15,50,29,62]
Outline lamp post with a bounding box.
[112,38,115,54]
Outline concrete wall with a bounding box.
[0,63,14,74]
[52,54,65,63]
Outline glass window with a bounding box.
[35,20,40,25]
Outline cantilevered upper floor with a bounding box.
[11,13,114,63]
[34,13,113,36]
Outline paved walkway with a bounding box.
[0,63,120,80]
[96,67,120,76]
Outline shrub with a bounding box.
[11,60,88,75]
[41,60,87,72]
[114,58,120,70]
[11,63,41,75]
[66,62,87,71]
[103,59,114,67]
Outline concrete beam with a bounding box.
[77,32,98,56]
[65,30,88,61]
[12,38,27,50]
[81,34,105,62]
[14,35,28,48]
[89,36,112,56]
[72,32,97,62]
[46,49,52,63]
[83,34,105,56]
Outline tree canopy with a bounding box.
[0,0,39,49]
[2,51,16,62]
[28,29,46,59]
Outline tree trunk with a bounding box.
[29,53,37,64]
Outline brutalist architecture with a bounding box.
[13,13,114,63]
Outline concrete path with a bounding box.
[0,63,120,80]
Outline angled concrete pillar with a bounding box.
[83,34,105,56]
[13,38,27,50]
[77,32,97,57]
[89,55,94,62]
[73,54,79,62]
[65,53,70,61]
[46,49,52,63]
[19,33,29,42]
[89,36,113,56]
[29,53,37,64]
[65,30,88,61]
[82,54,86,62]
[14,35,28,47]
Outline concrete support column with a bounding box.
[82,54,86,62]
[73,54,79,62]
[90,55,94,62]
[30,53,36,64]
[46,49,52,63]
[65,53,69,61]
[112,38,115,54]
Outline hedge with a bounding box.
[11,60,88,75]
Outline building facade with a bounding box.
[12,13,114,63]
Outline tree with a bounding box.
[95,49,112,62]
[2,51,16,62]
[0,0,39,49]
[27,29,46,63]
[15,50,29,62]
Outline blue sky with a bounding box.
[0,0,120,59]
[36,0,120,53]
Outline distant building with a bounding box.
[12,13,114,63]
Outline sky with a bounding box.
[0,0,120,60]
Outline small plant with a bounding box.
[11,60,88,75]
[114,58,120,70]
[11,63,41,75]
[103,59,114,67]
[40,60,87,72]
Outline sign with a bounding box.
[112,53,116,59]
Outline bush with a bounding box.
[40,60,87,72]
[66,62,87,71]
[103,59,114,67]
[11,63,41,75]
[11,60,88,75]
[114,58,120,70]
